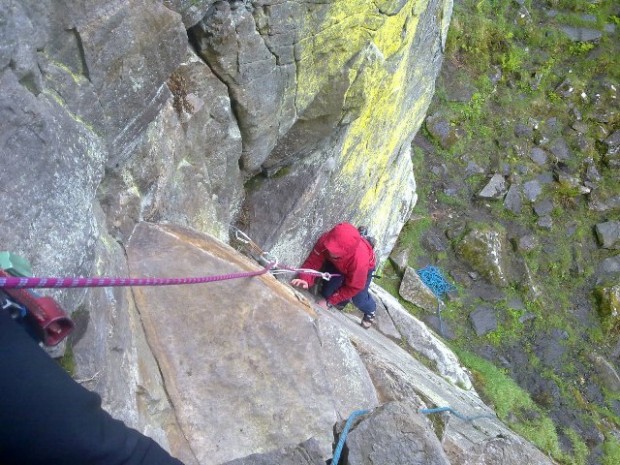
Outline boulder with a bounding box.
[454,224,513,287]
[478,174,508,199]
[399,266,439,312]
[469,307,498,336]
[559,26,603,42]
[228,0,449,265]
[343,401,451,465]
[98,53,244,243]
[595,221,620,249]
[373,285,472,389]
[125,223,378,463]
[595,280,620,333]
[221,438,325,465]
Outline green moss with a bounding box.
[603,436,620,465]
[454,348,567,461]
[57,345,76,377]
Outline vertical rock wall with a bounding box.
[188,0,450,264]
[0,0,451,458]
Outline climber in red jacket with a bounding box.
[291,223,377,328]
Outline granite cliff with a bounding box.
[0,1,556,463]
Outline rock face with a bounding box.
[125,223,379,463]
[217,0,451,265]
[96,223,551,465]
[0,1,556,464]
[343,402,451,465]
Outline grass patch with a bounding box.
[603,436,620,465]
[57,345,76,377]
[452,348,566,460]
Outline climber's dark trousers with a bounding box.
[320,263,376,315]
[0,309,184,465]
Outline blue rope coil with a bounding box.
[332,409,369,465]
[417,266,455,298]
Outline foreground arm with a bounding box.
[0,310,185,465]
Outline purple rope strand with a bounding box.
[0,263,275,289]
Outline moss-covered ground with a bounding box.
[384,0,620,463]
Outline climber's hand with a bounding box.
[291,279,309,289]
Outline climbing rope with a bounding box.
[231,226,339,280]
[0,228,339,290]
[0,263,277,289]
[332,409,369,465]
[419,406,494,422]
[417,266,455,298]
[417,265,455,337]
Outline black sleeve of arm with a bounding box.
[0,310,185,465]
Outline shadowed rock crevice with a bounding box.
[70,28,91,82]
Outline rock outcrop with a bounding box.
[94,222,553,465]
[0,0,559,463]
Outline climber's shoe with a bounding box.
[361,312,375,329]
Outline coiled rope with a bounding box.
[417,265,455,337]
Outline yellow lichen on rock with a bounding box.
[295,0,378,112]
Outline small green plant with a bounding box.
[603,436,620,465]
[57,345,76,376]
[568,42,596,55]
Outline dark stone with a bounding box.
[595,221,620,249]
[533,330,568,367]
[559,26,603,42]
[422,228,448,253]
[478,174,507,199]
[529,147,548,165]
[504,184,522,214]
[423,314,456,340]
[426,113,461,149]
[537,216,553,229]
[521,373,561,409]
[550,406,603,448]
[537,172,555,184]
[523,179,542,202]
[515,123,533,139]
[465,160,486,175]
[604,130,620,148]
[533,198,554,217]
[548,138,571,161]
[596,255,620,280]
[470,282,505,302]
[583,382,604,405]
[469,306,498,336]
[221,438,326,465]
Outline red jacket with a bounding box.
[298,223,376,305]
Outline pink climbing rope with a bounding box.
[0,263,276,289]
[0,263,339,290]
